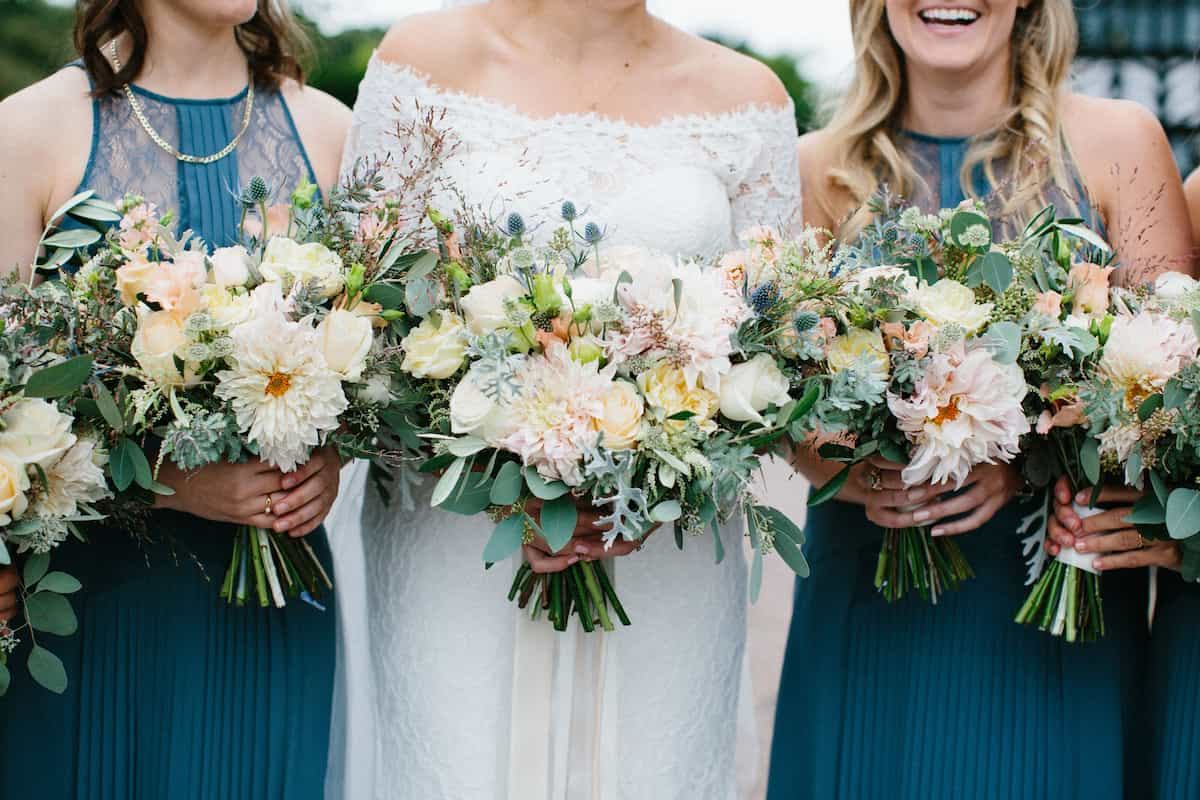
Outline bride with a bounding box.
[329,2,801,797]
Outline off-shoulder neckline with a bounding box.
[366,52,797,134]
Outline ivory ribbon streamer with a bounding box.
[1052,503,1104,574]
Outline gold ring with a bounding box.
[264,494,273,516]
[1138,532,1149,550]
[867,468,883,492]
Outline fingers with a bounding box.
[1047,513,1076,551]
[1095,542,1181,572]
[1073,485,1142,506]
[1079,506,1139,537]
[276,492,334,537]
[0,566,17,623]
[279,451,330,491]
[1054,475,1073,505]
[1075,528,1144,555]
[866,456,907,472]
[906,485,988,527]
[1054,498,1082,533]
[273,472,328,520]
[856,465,908,493]
[523,543,579,574]
[930,495,1004,537]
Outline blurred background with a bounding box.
[4,1,1200,796]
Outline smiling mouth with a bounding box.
[918,7,982,27]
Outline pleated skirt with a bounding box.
[1148,570,1200,799]
[0,510,335,799]
[767,497,1149,800]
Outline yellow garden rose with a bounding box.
[400,314,467,379]
[597,380,644,450]
[826,328,890,381]
[0,448,30,526]
[131,308,193,387]
[115,253,156,306]
[637,364,718,432]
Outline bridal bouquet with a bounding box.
[808,198,1032,604]
[30,174,422,609]
[1017,259,1200,641]
[396,207,833,631]
[0,267,114,695]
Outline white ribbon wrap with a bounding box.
[1052,503,1104,574]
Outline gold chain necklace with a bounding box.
[109,40,254,165]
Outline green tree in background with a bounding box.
[1,0,816,134]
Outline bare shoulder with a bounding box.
[1063,93,1168,152]
[376,8,488,84]
[0,67,94,212]
[795,129,845,230]
[670,31,791,110]
[1185,167,1200,200]
[280,80,352,192]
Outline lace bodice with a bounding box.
[342,54,802,256]
[71,64,318,249]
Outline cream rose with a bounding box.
[115,253,156,306]
[260,236,345,298]
[401,314,467,379]
[827,328,890,381]
[637,364,719,431]
[1155,271,1197,300]
[460,276,526,335]
[914,279,993,333]
[597,380,644,450]
[449,367,517,443]
[0,448,30,525]
[719,353,792,424]
[318,309,374,382]
[0,398,77,469]
[202,285,253,329]
[132,307,192,387]
[210,245,252,288]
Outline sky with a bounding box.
[299,0,855,87]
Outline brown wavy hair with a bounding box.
[74,0,310,96]
[824,0,1080,238]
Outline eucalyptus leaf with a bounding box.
[27,646,68,695]
[950,210,992,250]
[1167,489,1200,540]
[110,438,152,492]
[42,229,102,249]
[1125,494,1166,526]
[431,458,466,507]
[905,256,938,285]
[0,663,9,696]
[405,277,441,318]
[968,251,1014,294]
[25,356,94,399]
[808,466,852,507]
[23,553,50,587]
[523,468,570,500]
[46,190,96,227]
[404,251,440,282]
[1080,437,1101,487]
[1165,380,1189,410]
[482,514,526,563]
[747,513,764,603]
[489,462,523,506]
[539,495,577,552]
[67,202,122,224]
[649,500,683,523]
[0,538,8,566]
[36,572,82,595]
[93,381,125,433]
[25,592,78,636]
[439,471,492,515]
[1138,393,1164,422]
[362,282,406,311]
[445,436,488,458]
[978,321,1021,364]
[1151,470,1169,507]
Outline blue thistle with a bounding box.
[792,310,820,333]
[583,222,604,245]
[750,282,780,315]
[233,175,272,209]
[505,212,526,238]
[560,201,578,222]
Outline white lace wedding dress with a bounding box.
[327,53,801,800]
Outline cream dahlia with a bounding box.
[215,285,348,472]
[1097,312,1199,410]
[888,348,1030,488]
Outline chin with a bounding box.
[176,0,260,27]
[886,1,1025,74]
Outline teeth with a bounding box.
[920,7,980,22]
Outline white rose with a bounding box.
[460,276,526,335]
[400,314,468,379]
[210,245,252,288]
[827,328,890,381]
[450,367,516,443]
[914,279,993,333]
[0,398,77,469]
[260,236,345,298]
[131,307,193,387]
[1155,271,1197,300]
[597,380,644,450]
[318,309,374,382]
[201,285,254,329]
[37,437,111,518]
[0,448,30,525]
[718,353,792,424]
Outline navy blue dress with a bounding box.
[767,133,1149,800]
[0,65,335,799]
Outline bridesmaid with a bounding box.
[769,2,1192,799]
[1046,167,1200,800]
[0,1,350,797]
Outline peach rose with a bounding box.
[1069,263,1114,319]
[1033,291,1064,319]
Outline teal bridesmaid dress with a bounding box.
[1148,572,1200,798]
[767,133,1149,800]
[0,64,335,799]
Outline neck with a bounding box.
[491,0,656,63]
[117,7,248,98]
[901,55,1012,139]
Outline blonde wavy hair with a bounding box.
[824,0,1080,239]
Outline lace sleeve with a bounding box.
[727,108,803,238]
[339,55,430,185]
